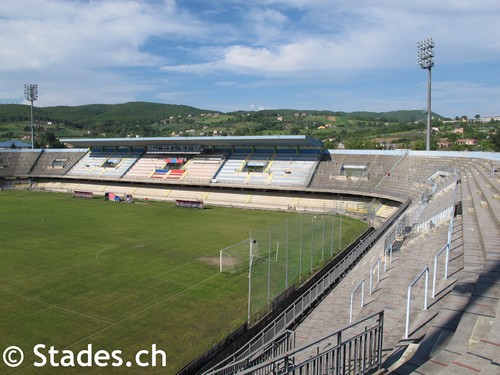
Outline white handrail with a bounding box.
[405,266,429,338]
[349,279,365,323]
[384,239,394,271]
[370,258,381,294]
[432,244,450,298]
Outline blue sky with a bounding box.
[1,0,499,118]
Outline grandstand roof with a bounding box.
[0,139,32,149]
[60,135,323,148]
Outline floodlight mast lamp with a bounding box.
[24,83,38,149]
[417,38,434,151]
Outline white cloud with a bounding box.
[0,0,209,105]
[243,8,290,44]
[161,0,500,78]
[0,0,205,71]
[215,81,237,87]
[163,35,394,78]
[1,0,499,116]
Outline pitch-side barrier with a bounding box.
[184,199,409,375]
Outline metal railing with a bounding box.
[432,244,450,299]
[238,311,384,375]
[405,266,429,338]
[369,258,381,295]
[384,239,394,272]
[405,180,458,339]
[201,200,410,375]
[349,280,365,323]
[371,149,409,193]
[203,330,295,375]
[405,178,458,240]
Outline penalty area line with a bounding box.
[66,272,222,349]
[0,287,111,325]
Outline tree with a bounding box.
[322,140,336,150]
[492,126,500,151]
[413,139,426,150]
[37,130,64,148]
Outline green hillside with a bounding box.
[0,102,214,127]
[1,102,496,151]
[339,110,443,122]
[0,103,439,126]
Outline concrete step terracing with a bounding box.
[292,163,499,375]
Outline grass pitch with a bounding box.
[0,190,367,373]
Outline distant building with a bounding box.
[444,118,468,124]
[453,127,464,134]
[456,138,478,146]
[480,116,500,123]
[437,141,452,148]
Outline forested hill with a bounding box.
[339,110,443,122]
[228,109,442,122]
[3,102,495,151]
[227,109,442,122]
[0,102,215,127]
[1,102,443,126]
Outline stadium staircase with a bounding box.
[197,159,499,375]
[293,161,500,374]
[384,160,499,374]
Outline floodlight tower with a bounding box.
[24,83,38,149]
[417,38,435,151]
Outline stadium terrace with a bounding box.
[0,135,498,374]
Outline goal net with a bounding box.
[219,238,260,274]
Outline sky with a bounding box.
[1,0,499,118]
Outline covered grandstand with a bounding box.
[57,135,323,189]
[0,135,499,374]
[1,135,402,222]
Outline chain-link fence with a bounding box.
[246,211,367,321]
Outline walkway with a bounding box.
[293,162,500,374]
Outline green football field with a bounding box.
[0,190,368,374]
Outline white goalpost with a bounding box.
[219,238,259,274]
